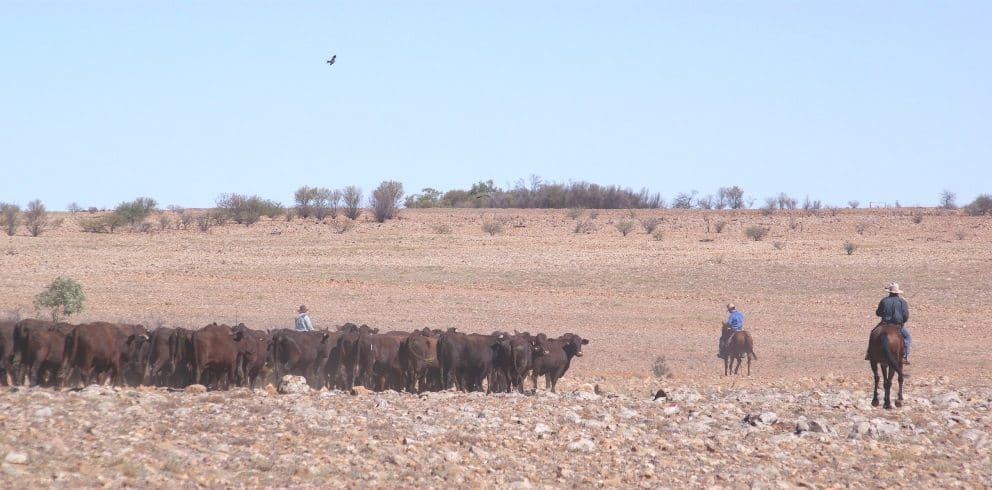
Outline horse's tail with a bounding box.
[878,330,903,377]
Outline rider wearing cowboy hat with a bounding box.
[718,303,744,359]
[294,304,314,332]
[876,283,911,364]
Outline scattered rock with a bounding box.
[663,406,681,416]
[567,439,596,453]
[185,384,207,394]
[934,392,963,408]
[4,452,28,465]
[534,423,552,435]
[278,375,310,394]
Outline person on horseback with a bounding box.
[876,283,910,364]
[718,303,744,359]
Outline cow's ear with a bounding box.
[232,331,244,341]
[126,334,136,345]
[582,339,589,345]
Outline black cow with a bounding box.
[0,320,16,385]
[438,332,501,392]
[191,323,241,390]
[270,329,336,388]
[143,327,176,386]
[530,333,589,393]
[399,329,440,393]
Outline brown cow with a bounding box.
[270,329,337,388]
[191,323,241,390]
[399,329,440,393]
[361,333,407,392]
[336,323,378,389]
[61,322,148,387]
[530,333,589,393]
[143,327,176,386]
[18,320,73,388]
[231,324,273,389]
[0,320,16,386]
[438,332,501,392]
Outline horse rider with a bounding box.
[295,304,314,332]
[876,282,910,364]
[719,303,744,359]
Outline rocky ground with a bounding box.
[1,375,988,488]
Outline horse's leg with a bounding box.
[895,368,904,408]
[723,356,729,376]
[871,361,880,407]
[882,365,893,409]
[747,353,751,376]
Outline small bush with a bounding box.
[24,199,47,237]
[843,241,858,255]
[481,219,504,236]
[331,219,354,234]
[370,180,404,223]
[216,193,282,226]
[652,356,673,379]
[573,219,595,234]
[848,200,860,209]
[196,215,212,232]
[566,208,584,220]
[178,211,194,230]
[34,276,85,322]
[640,217,661,233]
[67,202,82,213]
[955,231,966,240]
[652,229,664,241]
[964,194,992,216]
[432,224,452,234]
[0,203,19,236]
[114,197,157,226]
[159,214,171,231]
[79,216,110,233]
[773,241,785,250]
[855,223,868,235]
[912,213,923,224]
[342,186,363,220]
[744,226,769,241]
[713,220,727,233]
[615,220,635,236]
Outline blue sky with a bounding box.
[2,2,989,209]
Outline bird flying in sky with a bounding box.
[326,55,336,66]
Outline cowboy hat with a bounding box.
[884,283,903,294]
[298,305,308,313]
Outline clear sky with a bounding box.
[2,2,989,209]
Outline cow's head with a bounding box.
[561,333,589,357]
[531,333,551,356]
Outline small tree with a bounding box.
[718,186,745,209]
[640,217,661,233]
[370,180,404,223]
[67,202,82,213]
[939,190,957,210]
[0,203,20,236]
[34,276,85,322]
[848,200,860,209]
[843,241,858,255]
[481,219,504,236]
[964,194,992,216]
[342,186,363,220]
[114,197,158,226]
[24,199,47,237]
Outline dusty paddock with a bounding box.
[0,207,990,486]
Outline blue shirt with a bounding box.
[727,310,744,331]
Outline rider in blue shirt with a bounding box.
[719,303,744,359]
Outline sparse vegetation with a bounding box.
[114,197,158,226]
[567,208,584,220]
[843,241,858,255]
[964,194,992,216]
[912,213,924,224]
[652,229,664,241]
[331,219,354,234]
[773,241,785,250]
[940,190,957,210]
[652,356,673,379]
[848,200,860,209]
[481,219,505,236]
[24,199,47,237]
[640,217,661,234]
[34,276,85,322]
[370,180,404,223]
[955,231,966,240]
[432,224,452,234]
[573,220,595,234]
[216,194,283,226]
[713,220,728,233]
[67,202,82,213]
[0,203,19,236]
[342,186,363,220]
[744,226,769,241]
[615,220,635,236]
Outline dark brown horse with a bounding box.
[722,323,757,376]
[866,322,906,409]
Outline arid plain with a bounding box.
[0,207,989,487]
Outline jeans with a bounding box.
[900,326,911,357]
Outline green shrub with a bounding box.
[114,197,157,226]
[34,276,85,321]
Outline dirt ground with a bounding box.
[1,207,988,387]
[0,207,989,487]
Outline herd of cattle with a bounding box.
[0,319,590,394]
